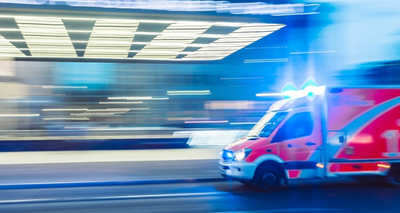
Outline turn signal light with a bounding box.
[377,163,391,169]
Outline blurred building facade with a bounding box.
[0,0,398,133]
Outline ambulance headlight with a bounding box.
[234,149,252,161]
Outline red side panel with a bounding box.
[326,88,400,173]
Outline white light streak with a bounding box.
[42,86,88,89]
[256,93,282,97]
[244,58,288,63]
[108,97,169,100]
[221,77,263,80]
[42,117,90,120]
[71,113,116,116]
[167,90,211,95]
[86,108,131,112]
[0,114,40,117]
[99,102,143,104]
[230,122,257,125]
[108,96,153,100]
[185,120,229,124]
[42,109,88,111]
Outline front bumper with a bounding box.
[219,160,257,181]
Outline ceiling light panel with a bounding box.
[15,17,76,57]
[0,15,284,60]
[84,20,139,58]
[183,24,283,60]
[0,35,26,57]
[133,23,211,59]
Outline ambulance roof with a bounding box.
[269,96,313,111]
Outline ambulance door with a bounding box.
[325,131,347,177]
[273,111,322,179]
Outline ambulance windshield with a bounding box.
[247,112,288,138]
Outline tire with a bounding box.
[254,165,282,190]
[385,167,400,187]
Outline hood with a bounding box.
[225,136,269,151]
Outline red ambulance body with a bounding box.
[220,87,400,189]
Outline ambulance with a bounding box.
[220,86,400,189]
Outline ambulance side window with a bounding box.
[271,112,313,142]
[259,112,288,138]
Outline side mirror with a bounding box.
[338,136,345,143]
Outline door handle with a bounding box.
[266,149,272,153]
[305,142,316,146]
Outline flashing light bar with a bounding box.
[281,86,326,99]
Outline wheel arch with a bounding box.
[253,159,287,184]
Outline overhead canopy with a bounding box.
[0,13,284,61]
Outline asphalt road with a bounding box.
[1,159,399,212]
[0,180,399,213]
[0,160,220,184]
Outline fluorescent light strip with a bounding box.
[85,20,139,58]
[183,25,282,60]
[15,17,76,57]
[0,35,26,57]
[4,40,250,47]
[30,49,238,54]
[134,23,211,59]
[12,55,223,61]
[0,15,285,60]
[0,29,270,40]
[0,15,272,27]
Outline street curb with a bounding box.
[0,178,228,190]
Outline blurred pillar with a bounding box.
[0,59,28,131]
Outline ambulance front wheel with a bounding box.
[254,165,282,190]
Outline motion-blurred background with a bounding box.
[0,0,399,147]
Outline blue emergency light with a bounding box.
[281,79,326,99]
